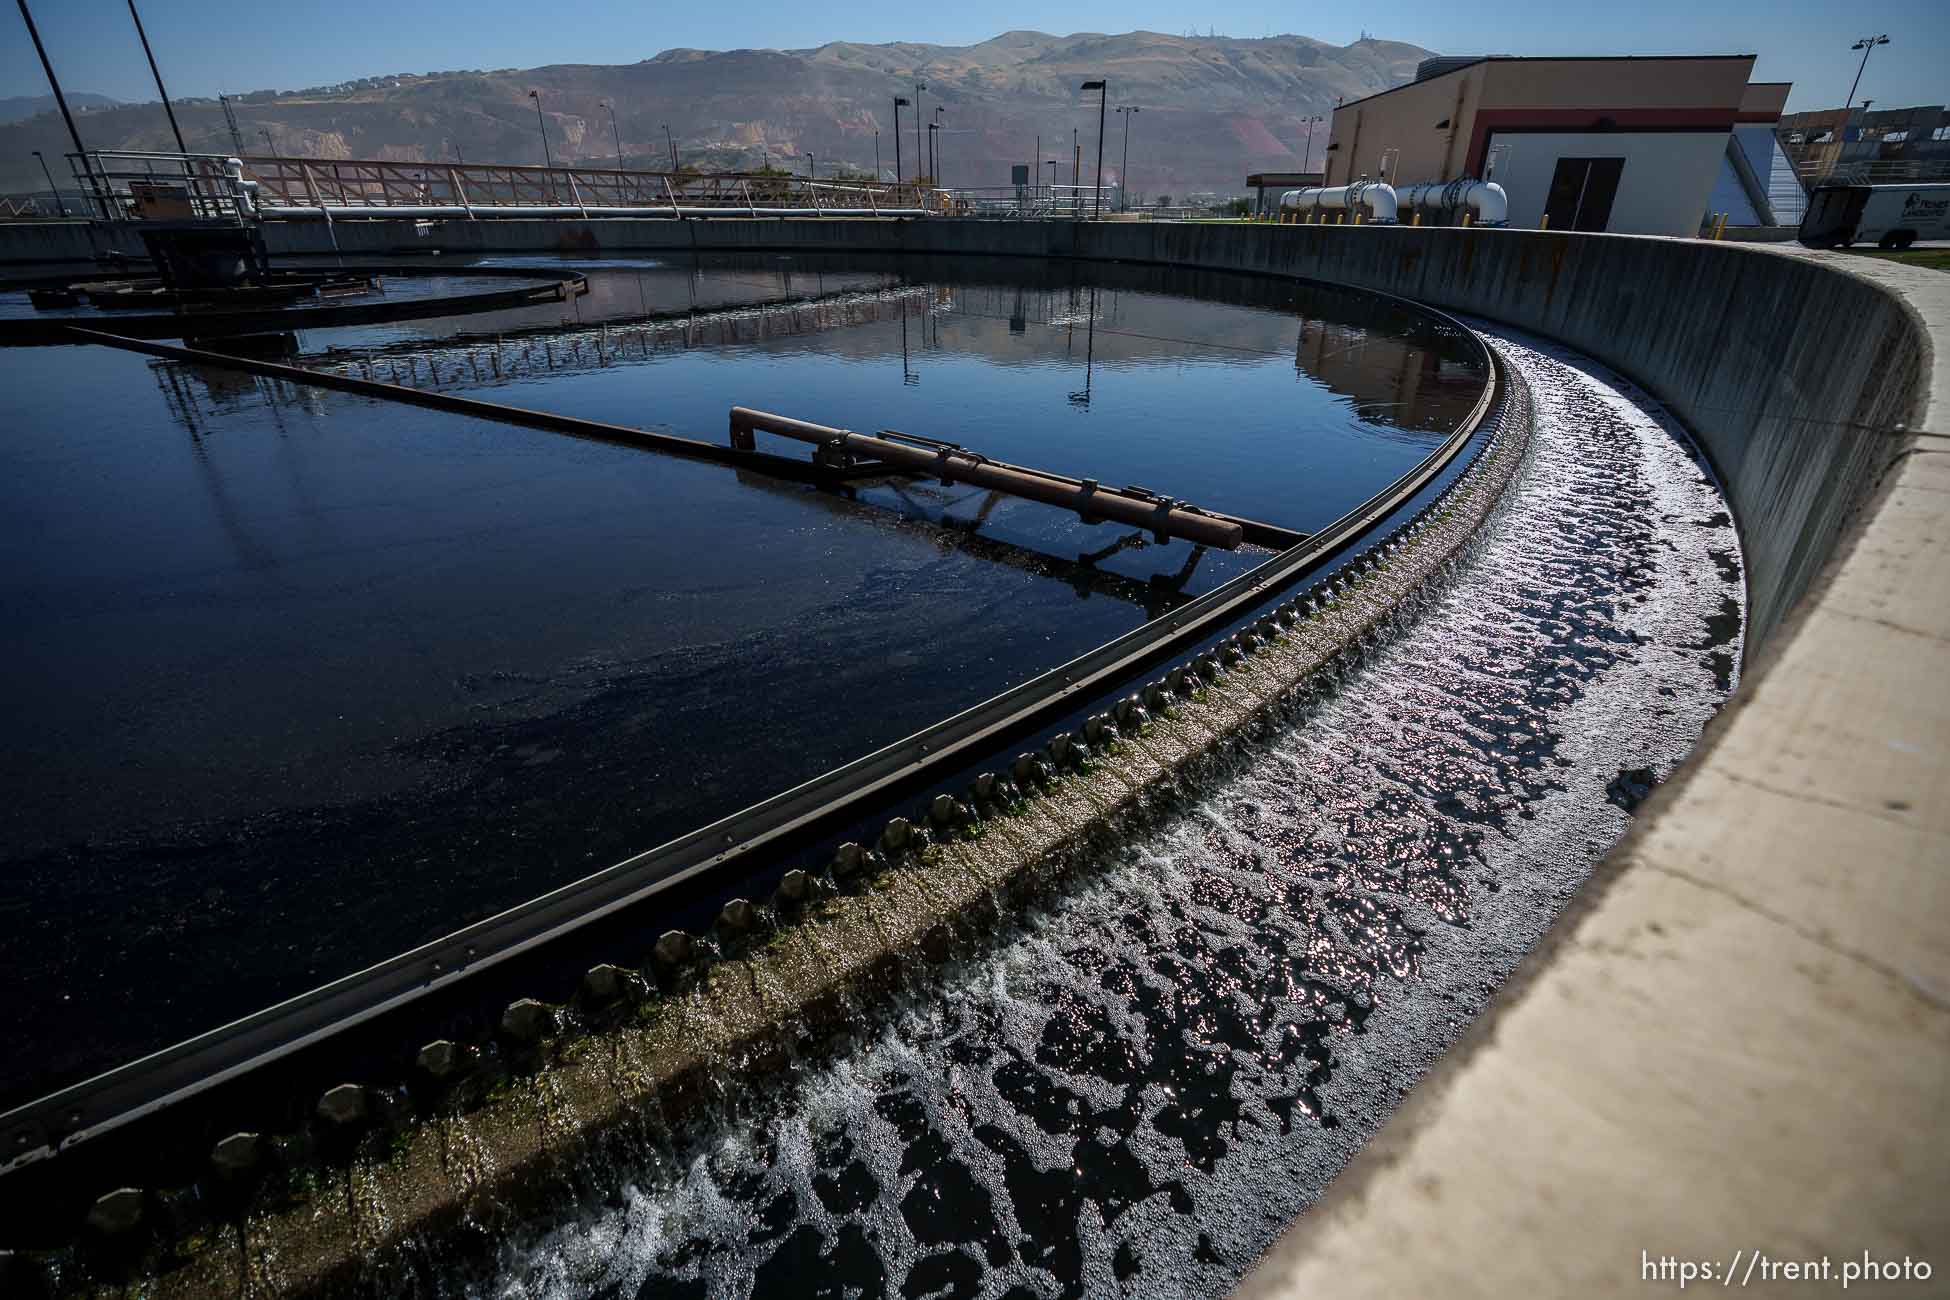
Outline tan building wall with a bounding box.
[1324,66,1487,187]
[1323,56,1760,189]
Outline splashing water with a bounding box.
[465,324,1744,1299]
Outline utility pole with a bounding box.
[1115,105,1139,210]
[1081,80,1107,218]
[126,0,186,154]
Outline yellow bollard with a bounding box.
[1461,210,1472,227]
[1412,211,1422,227]
[1539,212,1550,230]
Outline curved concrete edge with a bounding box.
[1236,249,1948,1297]
[77,357,1529,1298]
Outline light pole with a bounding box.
[1115,105,1139,210]
[662,123,677,171]
[927,122,939,190]
[892,96,909,186]
[806,152,815,180]
[31,149,64,215]
[1840,34,1887,129]
[1840,34,1887,152]
[875,129,881,180]
[1081,79,1107,218]
[1300,114,1323,173]
[17,0,102,216]
[528,90,553,168]
[601,100,622,169]
[258,128,272,153]
[914,81,926,182]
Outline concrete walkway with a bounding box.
[1236,249,1949,1296]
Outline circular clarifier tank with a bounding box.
[0,253,1489,1112]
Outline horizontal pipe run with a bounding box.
[729,407,1246,549]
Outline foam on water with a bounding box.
[462,324,1744,1299]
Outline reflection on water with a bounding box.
[0,254,1483,1110]
[295,253,1487,529]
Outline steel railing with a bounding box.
[1794,156,1950,187]
[67,150,947,220]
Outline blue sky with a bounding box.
[7,0,1945,113]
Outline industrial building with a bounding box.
[1319,55,1791,236]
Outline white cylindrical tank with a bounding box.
[1396,178,1509,227]
[1279,180,1400,224]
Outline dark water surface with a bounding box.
[0,255,1483,1107]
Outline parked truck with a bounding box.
[1799,181,1950,250]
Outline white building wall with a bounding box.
[1484,130,1732,236]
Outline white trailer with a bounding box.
[1799,182,1950,250]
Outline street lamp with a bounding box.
[528,90,553,169]
[933,105,944,186]
[927,122,939,189]
[1081,80,1107,218]
[1843,35,1889,142]
[914,81,927,182]
[1115,105,1139,210]
[892,96,909,186]
[806,152,816,181]
[875,128,881,180]
[1300,114,1323,173]
[31,149,64,215]
[600,100,622,170]
[662,123,677,171]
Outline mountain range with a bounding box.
[0,92,120,126]
[0,31,1430,198]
